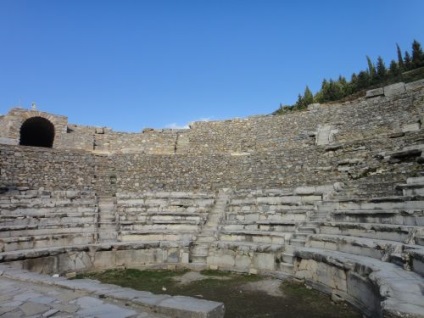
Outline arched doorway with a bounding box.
[19,117,55,148]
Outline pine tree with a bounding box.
[411,39,424,68]
[294,94,303,110]
[357,71,370,90]
[376,56,387,83]
[388,60,400,81]
[396,43,404,71]
[366,56,377,84]
[404,51,412,70]
[303,86,314,107]
[349,73,359,93]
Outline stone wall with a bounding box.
[1,81,423,156]
[0,145,95,191]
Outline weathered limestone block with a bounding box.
[206,253,235,268]
[294,186,316,195]
[366,87,384,98]
[253,252,275,271]
[384,82,406,97]
[257,196,301,205]
[144,199,167,207]
[295,258,347,292]
[401,122,421,132]
[316,124,339,145]
[301,195,322,204]
[406,78,424,91]
[346,272,381,317]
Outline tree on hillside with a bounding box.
[303,86,314,106]
[388,59,401,80]
[397,44,404,71]
[293,86,314,110]
[367,56,377,83]
[274,39,424,116]
[376,56,387,82]
[356,70,370,90]
[412,40,424,68]
[404,51,412,70]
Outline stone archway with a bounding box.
[19,116,55,148]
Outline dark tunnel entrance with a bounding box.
[19,117,55,148]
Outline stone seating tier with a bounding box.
[294,247,424,318]
[0,190,98,252]
[306,233,424,275]
[317,221,423,245]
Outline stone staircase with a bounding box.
[97,196,118,242]
[281,221,320,273]
[189,189,229,265]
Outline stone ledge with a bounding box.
[213,241,285,253]
[220,230,289,238]
[293,247,424,318]
[0,264,225,318]
[0,242,192,262]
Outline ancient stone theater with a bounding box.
[1,80,424,317]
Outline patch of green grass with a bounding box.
[200,269,232,276]
[77,268,188,294]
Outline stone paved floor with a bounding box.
[0,276,167,318]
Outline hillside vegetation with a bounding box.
[274,40,424,115]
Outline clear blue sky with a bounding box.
[1,1,423,132]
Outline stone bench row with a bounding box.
[228,204,315,213]
[219,230,290,245]
[120,216,203,225]
[293,247,424,318]
[0,223,96,236]
[329,210,424,226]
[229,195,322,206]
[0,232,96,252]
[117,198,215,208]
[117,209,209,218]
[0,241,194,278]
[226,210,308,223]
[317,197,424,211]
[119,230,196,243]
[305,233,424,276]
[206,241,290,274]
[120,222,200,232]
[0,214,96,227]
[116,191,215,199]
[0,189,96,199]
[316,196,424,225]
[221,220,296,232]
[230,184,337,198]
[0,199,97,209]
[317,221,424,246]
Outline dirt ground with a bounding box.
[77,269,362,318]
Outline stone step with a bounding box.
[98,232,118,241]
[290,239,306,247]
[197,236,215,243]
[293,233,309,240]
[190,256,207,263]
[191,245,209,256]
[281,252,294,264]
[297,226,318,234]
[278,262,294,274]
[407,176,424,185]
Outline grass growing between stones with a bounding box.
[77,269,362,318]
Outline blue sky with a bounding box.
[1,1,423,132]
